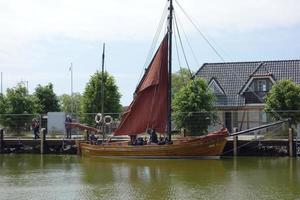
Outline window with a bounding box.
[209,80,224,95]
[257,80,267,92]
[260,112,267,123]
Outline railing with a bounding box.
[0,111,299,139]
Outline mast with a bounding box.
[101,43,105,139]
[70,63,73,115]
[101,43,105,117]
[1,72,3,95]
[167,0,173,141]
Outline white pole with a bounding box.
[0,72,2,94]
[70,63,73,115]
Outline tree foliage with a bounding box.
[59,93,82,115]
[34,83,60,114]
[265,79,300,123]
[172,68,192,99]
[0,85,37,132]
[172,78,216,135]
[0,94,7,114]
[5,85,37,114]
[81,71,122,124]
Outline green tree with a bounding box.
[265,79,300,123]
[59,93,82,115]
[0,94,7,114]
[81,71,122,124]
[172,68,192,99]
[34,83,60,114]
[1,84,37,132]
[173,78,216,135]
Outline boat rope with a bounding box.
[173,1,269,111]
[142,2,168,70]
[173,18,182,70]
[173,0,286,128]
[174,12,200,69]
[174,0,225,62]
[173,14,193,78]
[173,15,190,86]
[135,2,168,91]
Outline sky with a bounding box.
[0,0,300,106]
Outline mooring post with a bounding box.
[75,140,81,155]
[85,130,89,141]
[288,128,294,157]
[40,128,46,154]
[0,128,4,153]
[233,127,238,157]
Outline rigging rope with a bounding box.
[173,19,182,70]
[173,0,284,126]
[174,0,225,62]
[173,14,193,78]
[174,12,200,69]
[142,2,168,70]
[173,26,188,85]
[135,2,168,91]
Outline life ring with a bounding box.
[103,115,113,125]
[95,113,102,124]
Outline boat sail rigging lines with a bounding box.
[77,0,228,159]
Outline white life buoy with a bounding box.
[103,115,113,125]
[95,113,102,124]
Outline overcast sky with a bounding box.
[1,0,300,106]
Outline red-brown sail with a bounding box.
[114,35,168,136]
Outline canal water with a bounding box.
[0,155,299,200]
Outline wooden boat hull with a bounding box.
[79,129,228,159]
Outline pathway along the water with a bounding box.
[0,128,298,156]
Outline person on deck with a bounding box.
[148,128,158,144]
[32,118,40,139]
[65,115,72,139]
[89,133,98,145]
[130,135,137,145]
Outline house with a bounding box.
[195,59,300,132]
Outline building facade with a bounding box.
[195,60,300,132]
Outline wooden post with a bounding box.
[40,128,46,154]
[233,128,238,157]
[75,140,81,155]
[85,130,90,141]
[182,128,186,137]
[0,128,4,153]
[288,128,294,157]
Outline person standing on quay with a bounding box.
[32,118,40,139]
[65,115,72,139]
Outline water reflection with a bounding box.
[0,155,299,200]
[80,157,226,200]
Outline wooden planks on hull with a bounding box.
[79,131,227,158]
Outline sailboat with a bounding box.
[77,0,228,159]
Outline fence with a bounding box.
[0,110,299,139]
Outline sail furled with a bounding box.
[115,35,168,136]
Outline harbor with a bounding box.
[1,128,299,157]
[1,0,300,199]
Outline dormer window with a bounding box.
[240,76,275,104]
[244,78,272,93]
[208,79,225,95]
[257,80,267,92]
